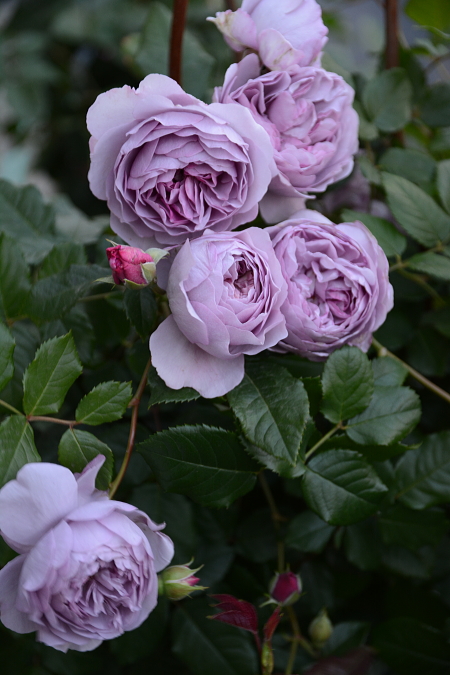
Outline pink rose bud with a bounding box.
[269,571,302,606]
[106,244,168,287]
[159,563,206,601]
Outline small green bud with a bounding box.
[158,562,206,601]
[308,609,333,646]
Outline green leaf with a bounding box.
[406,251,450,280]
[346,386,421,445]
[58,429,113,491]
[148,366,200,406]
[0,415,40,488]
[379,504,448,550]
[53,195,108,245]
[379,148,436,189]
[353,100,379,141]
[138,426,258,508]
[363,68,412,132]
[420,83,450,128]
[322,621,371,657]
[110,598,169,665]
[75,381,132,425]
[318,434,412,462]
[382,172,450,246]
[302,449,387,525]
[286,511,335,553]
[406,0,450,31]
[0,233,31,321]
[341,209,406,257]
[344,519,382,570]
[133,2,214,101]
[321,346,374,423]
[437,159,450,213]
[228,361,309,465]
[372,356,408,386]
[173,599,259,675]
[27,264,107,321]
[123,286,158,339]
[373,618,450,675]
[0,179,58,264]
[0,323,15,393]
[395,431,450,509]
[23,333,82,415]
[39,242,87,278]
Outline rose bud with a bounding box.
[309,609,333,646]
[269,571,302,606]
[106,244,167,287]
[159,563,206,601]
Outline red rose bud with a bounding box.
[269,571,302,606]
[106,245,168,287]
[158,563,206,601]
[308,609,333,646]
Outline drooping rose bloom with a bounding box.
[208,0,328,71]
[269,211,393,360]
[0,457,174,652]
[214,54,359,223]
[87,74,276,248]
[150,228,288,398]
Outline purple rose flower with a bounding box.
[269,210,393,360]
[214,54,359,223]
[87,74,276,248]
[208,0,328,71]
[150,227,288,398]
[0,457,174,652]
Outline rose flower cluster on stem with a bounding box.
[89,0,393,398]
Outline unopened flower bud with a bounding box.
[158,563,206,601]
[308,609,333,646]
[106,244,168,288]
[269,571,302,606]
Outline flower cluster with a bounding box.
[87,0,393,398]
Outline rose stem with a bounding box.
[258,472,285,571]
[285,606,316,675]
[109,357,152,498]
[27,416,78,427]
[0,399,23,416]
[372,337,450,405]
[169,0,189,85]
[304,423,342,462]
[385,0,399,69]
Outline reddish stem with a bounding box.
[109,357,152,498]
[27,416,78,427]
[225,0,237,10]
[169,0,189,85]
[385,0,399,69]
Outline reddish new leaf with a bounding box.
[209,594,258,634]
[264,606,282,642]
[305,647,375,675]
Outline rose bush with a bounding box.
[208,0,328,71]
[0,456,174,652]
[150,227,288,398]
[214,54,359,222]
[269,210,393,360]
[87,74,276,248]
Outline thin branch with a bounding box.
[305,423,342,461]
[285,606,316,675]
[0,399,24,416]
[259,472,285,572]
[372,337,450,405]
[385,0,399,69]
[27,416,78,427]
[77,291,121,304]
[109,357,152,498]
[169,0,189,85]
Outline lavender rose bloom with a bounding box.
[150,228,288,398]
[269,210,393,360]
[214,54,359,222]
[0,457,174,652]
[208,0,328,71]
[87,74,276,248]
